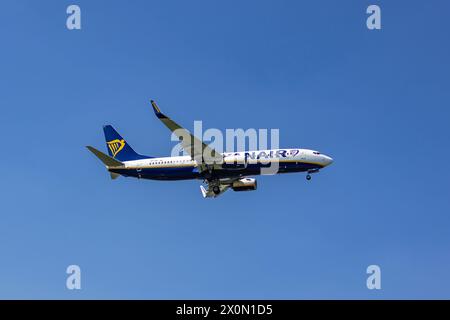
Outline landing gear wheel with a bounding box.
[306,174,311,181]
[213,186,220,195]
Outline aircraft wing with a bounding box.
[150,100,223,170]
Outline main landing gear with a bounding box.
[306,174,311,181]
[213,186,220,195]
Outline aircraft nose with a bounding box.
[323,155,333,166]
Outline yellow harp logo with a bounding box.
[107,139,125,158]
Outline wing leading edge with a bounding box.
[150,100,223,171]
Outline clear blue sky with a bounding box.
[0,0,449,299]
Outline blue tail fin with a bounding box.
[103,125,150,161]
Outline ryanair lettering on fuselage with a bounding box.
[224,149,299,161]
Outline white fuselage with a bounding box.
[120,148,333,170]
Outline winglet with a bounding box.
[151,100,168,119]
[200,185,207,198]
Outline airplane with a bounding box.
[87,100,333,198]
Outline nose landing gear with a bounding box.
[306,169,319,181]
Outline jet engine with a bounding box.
[231,178,257,192]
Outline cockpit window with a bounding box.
[313,151,321,155]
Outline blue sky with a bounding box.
[0,0,449,299]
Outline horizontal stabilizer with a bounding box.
[86,146,124,167]
[110,172,121,180]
